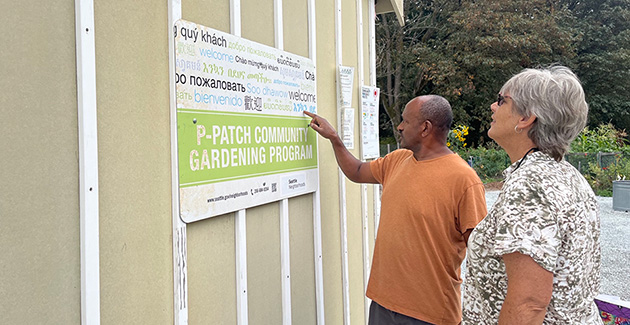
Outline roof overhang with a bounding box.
[375,0,405,26]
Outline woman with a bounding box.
[463,66,603,324]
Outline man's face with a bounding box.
[397,100,424,151]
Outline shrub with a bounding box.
[463,146,510,181]
[585,162,617,196]
[449,125,511,182]
[583,155,630,196]
[571,123,627,153]
[447,124,469,155]
[570,123,630,196]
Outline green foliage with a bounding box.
[570,123,628,153]
[584,162,615,196]
[583,157,630,197]
[376,0,630,147]
[380,136,398,145]
[570,0,630,132]
[376,0,474,143]
[570,123,630,196]
[446,0,577,145]
[447,124,470,155]
[463,146,511,180]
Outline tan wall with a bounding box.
[0,1,80,324]
[178,2,240,324]
[183,0,230,32]
[289,194,317,324]
[0,0,378,323]
[93,1,174,323]
[314,0,344,323]
[340,1,368,324]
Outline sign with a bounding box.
[174,20,319,222]
[342,108,355,149]
[339,66,354,107]
[361,86,380,159]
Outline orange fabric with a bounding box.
[368,150,487,324]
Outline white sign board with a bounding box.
[174,19,319,222]
[361,86,380,159]
[339,66,354,107]
[342,108,355,149]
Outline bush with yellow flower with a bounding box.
[447,124,469,155]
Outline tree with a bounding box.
[376,0,470,143]
[376,0,630,146]
[568,0,630,133]
[446,0,577,145]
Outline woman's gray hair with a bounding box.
[501,66,588,161]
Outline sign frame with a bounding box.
[174,19,319,222]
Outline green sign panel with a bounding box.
[178,110,317,186]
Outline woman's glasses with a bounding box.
[497,93,511,106]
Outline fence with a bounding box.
[565,152,625,173]
[380,144,626,177]
[379,143,399,157]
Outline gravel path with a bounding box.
[482,190,630,301]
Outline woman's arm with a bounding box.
[499,252,553,324]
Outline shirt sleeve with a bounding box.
[458,183,488,234]
[369,149,409,185]
[492,180,561,272]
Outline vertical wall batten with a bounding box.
[307,0,326,323]
[168,0,188,324]
[368,0,376,87]
[75,0,101,323]
[356,1,372,322]
[274,1,293,324]
[274,0,284,50]
[279,199,292,325]
[312,188,326,325]
[235,209,249,325]
[334,0,351,323]
[230,2,249,324]
[231,0,242,36]
[367,1,381,239]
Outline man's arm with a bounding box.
[498,252,553,324]
[304,111,377,183]
[463,229,473,246]
[460,183,487,247]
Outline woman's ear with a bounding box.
[518,114,537,130]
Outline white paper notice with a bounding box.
[342,108,355,149]
[339,66,355,107]
[361,86,380,159]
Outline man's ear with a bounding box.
[517,114,537,130]
[421,120,433,137]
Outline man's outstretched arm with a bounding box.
[304,111,377,184]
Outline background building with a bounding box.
[0,0,403,324]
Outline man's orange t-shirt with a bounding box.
[368,149,487,324]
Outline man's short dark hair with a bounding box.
[420,95,453,136]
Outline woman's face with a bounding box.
[488,93,523,145]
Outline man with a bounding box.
[304,95,487,325]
